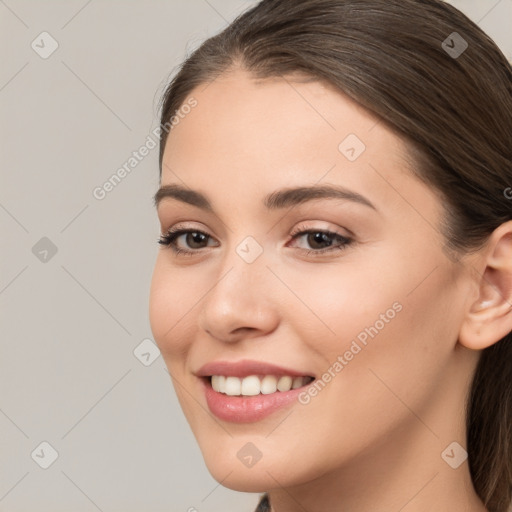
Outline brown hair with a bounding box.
[157,0,512,509]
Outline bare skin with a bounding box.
[149,68,512,512]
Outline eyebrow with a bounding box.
[153,183,377,212]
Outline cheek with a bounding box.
[291,250,457,421]
[149,257,200,359]
[295,241,453,359]
[255,275,456,483]
[278,254,405,349]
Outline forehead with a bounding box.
[159,68,441,225]
[165,70,403,167]
[165,68,384,153]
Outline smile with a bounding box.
[196,359,316,422]
[210,375,314,396]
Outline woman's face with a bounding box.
[149,69,480,493]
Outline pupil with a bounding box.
[309,232,331,249]
[188,232,206,248]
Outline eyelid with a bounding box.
[159,220,355,259]
[161,220,351,242]
[159,222,217,244]
[289,221,352,239]
[161,220,208,232]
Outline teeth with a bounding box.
[260,375,277,394]
[241,375,260,396]
[225,376,241,396]
[277,376,293,392]
[292,376,303,389]
[211,375,225,392]
[210,375,312,396]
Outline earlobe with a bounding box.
[458,221,512,351]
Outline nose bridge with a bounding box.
[198,236,279,340]
[207,238,271,309]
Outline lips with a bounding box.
[195,359,316,423]
[196,359,315,379]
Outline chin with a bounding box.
[201,447,314,493]
[206,463,277,493]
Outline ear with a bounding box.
[459,220,512,350]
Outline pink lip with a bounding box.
[195,359,314,379]
[195,359,315,423]
[200,378,310,423]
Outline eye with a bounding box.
[288,224,353,256]
[158,227,218,255]
[157,223,354,257]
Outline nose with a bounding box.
[197,251,280,344]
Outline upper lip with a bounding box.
[195,359,315,379]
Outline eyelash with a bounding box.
[158,223,354,257]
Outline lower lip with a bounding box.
[202,378,308,423]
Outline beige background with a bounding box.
[1,1,511,511]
